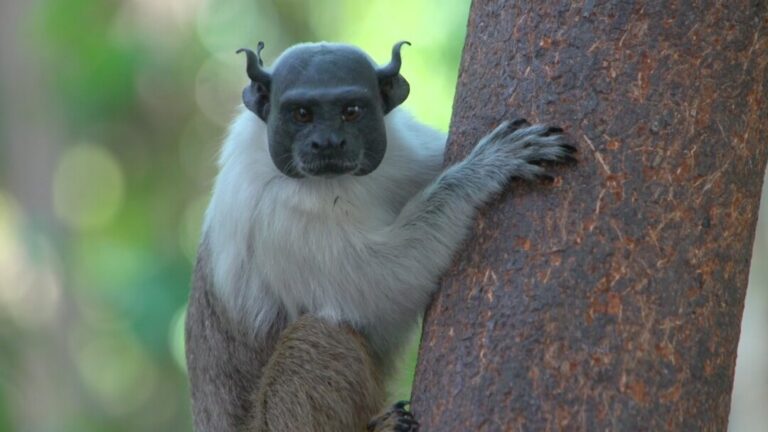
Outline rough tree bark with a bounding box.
[411,1,768,431]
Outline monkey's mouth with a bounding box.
[296,154,364,178]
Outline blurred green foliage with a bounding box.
[1,1,767,431]
[0,0,470,430]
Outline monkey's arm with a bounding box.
[342,121,574,350]
[186,239,284,432]
[247,315,414,432]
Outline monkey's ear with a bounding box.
[377,41,411,114]
[243,82,271,121]
[238,44,272,121]
[379,75,410,114]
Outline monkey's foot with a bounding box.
[367,400,419,432]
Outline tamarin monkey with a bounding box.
[185,41,576,431]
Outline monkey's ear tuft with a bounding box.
[237,44,271,86]
[377,41,411,113]
[238,43,272,120]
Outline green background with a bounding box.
[0,1,469,430]
[0,1,765,431]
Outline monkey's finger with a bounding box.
[536,173,555,183]
[487,119,531,143]
[561,144,578,153]
[541,126,564,137]
[511,118,530,127]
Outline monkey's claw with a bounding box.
[542,126,564,136]
[368,401,420,432]
[510,118,530,129]
[561,144,578,153]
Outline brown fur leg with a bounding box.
[249,315,386,432]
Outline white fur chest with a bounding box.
[203,108,445,335]
[250,177,398,323]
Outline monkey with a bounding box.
[185,40,575,431]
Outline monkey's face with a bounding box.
[269,74,387,178]
[241,43,410,179]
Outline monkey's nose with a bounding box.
[309,138,346,152]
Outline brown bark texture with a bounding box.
[411,1,768,431]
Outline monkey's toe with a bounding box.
[394,416,420,432]
[368,401,420,432]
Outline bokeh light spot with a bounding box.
[195,0,279,57]
[0,192,25,308]
[169,305,188,373]
[0,191,62,328]
[53,143,125,231]
[194,57,243,126]
[74,327,157,414]
[179,195,209,263]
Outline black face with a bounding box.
[241,43,410,178]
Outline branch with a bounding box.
[411,1,768,430]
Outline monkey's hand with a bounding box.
[367,401,419,432]
[467,118,576,193]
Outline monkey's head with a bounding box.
[238,41,410,178]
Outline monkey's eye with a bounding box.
[341,105,362,122]
[292,107,313,123]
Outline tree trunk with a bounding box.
[411,1,768,431]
